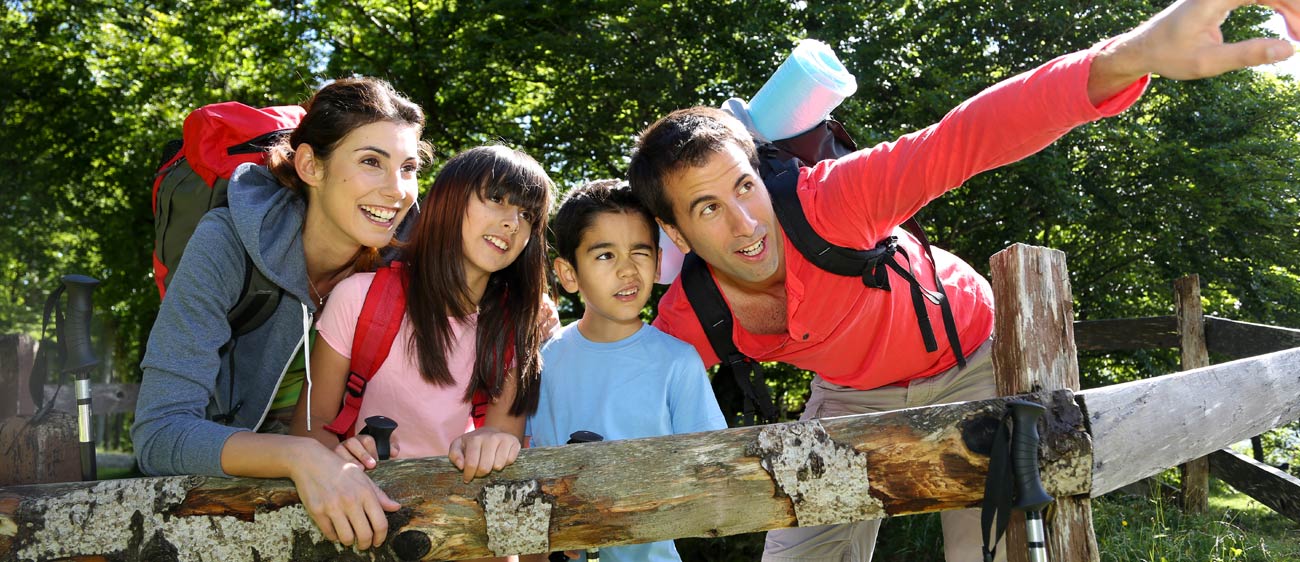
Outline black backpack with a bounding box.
[681,120,966,426]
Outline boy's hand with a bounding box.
[333,433,401,469]
[448,426,523,483]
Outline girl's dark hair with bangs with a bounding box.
[402,145,554,416]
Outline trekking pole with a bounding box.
[359,415,398,460]
[1008,400,1054,562]
[548,431,605,562]
[61,274,101,481]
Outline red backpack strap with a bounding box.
[470,342,514,429]
[323,263,407,437]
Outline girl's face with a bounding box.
[461,189,535,285]
[311,120,421,251]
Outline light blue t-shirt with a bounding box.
[528,322,727,562]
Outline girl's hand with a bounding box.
[333,433,402,469]
[291,441,401,550]
[448,426,523,483]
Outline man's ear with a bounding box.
[657,218,691,254]
[293,144,324,188]
[553,257,581,294]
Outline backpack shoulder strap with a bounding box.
[679,253,778,426]
[228,253,283,337]
[764,158,894,281]
[760,145,967,369]
[323,263,408,437]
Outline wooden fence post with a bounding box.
[990,244,1100,562]
[0,334,79,486]
[1,334,37,417]
[1174,275,1210,513]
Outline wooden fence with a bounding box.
[1,244,1298,561]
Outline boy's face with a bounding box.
[554,210,660,343]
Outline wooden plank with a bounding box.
[1073,317,1178,352]
[0,389,1091,562]
[1208,449,1300,524]
[0,412,79,486]
[1205,316,1300,359]
[990,243,1099,562]
[1081,347,1300,496]
[42,382,139,416]
[1175,275,1210,513]
[0,334,38,418]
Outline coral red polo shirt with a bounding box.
[654,44,1147,390]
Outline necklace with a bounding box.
[307,274,330,307]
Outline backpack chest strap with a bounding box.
[765,164,966,368]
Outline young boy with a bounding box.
[527,179,727,562]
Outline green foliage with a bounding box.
[3,0,1298,477]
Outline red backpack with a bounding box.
[323,262,496,437]
[152,102,304,335]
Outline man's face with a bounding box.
[658,142,784,289]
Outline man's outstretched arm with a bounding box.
[1089,0,1298,104]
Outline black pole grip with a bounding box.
[60,274,100,373]
[566,430,605,444]
[360,415,398,460]
[1008,400,1054,512]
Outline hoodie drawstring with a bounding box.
[303,302,314,431]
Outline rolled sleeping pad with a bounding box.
[746,38,858,141]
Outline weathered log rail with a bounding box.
[1,389,1091,562]
[2,346,1298,561]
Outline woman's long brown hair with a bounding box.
[266,77,431,273]
[402,145,554,416]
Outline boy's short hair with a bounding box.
[552,179,658,271]
[627,106,758,227]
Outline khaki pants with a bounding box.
[762,338,1005,562]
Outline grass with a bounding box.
[1094,482,1300,561]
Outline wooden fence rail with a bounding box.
[2,347,1297,562]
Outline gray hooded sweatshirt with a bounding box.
[133,163,318,477]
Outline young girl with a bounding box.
[291,145,555,556]
[133,78,429,550]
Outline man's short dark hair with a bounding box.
[551,179,658,271]
[627,106,758,227]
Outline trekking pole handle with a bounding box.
[61,274,100,481]
[360,415,398,460]
[61,275,101,373]
[1008,399,1054,512]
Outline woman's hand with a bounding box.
[290,440,401,550]
[448,426,523,483]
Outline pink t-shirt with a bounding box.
[317,272,476,459]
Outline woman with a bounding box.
[132,77,426,551]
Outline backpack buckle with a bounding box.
[344,371,368,398]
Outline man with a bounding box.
[626,1,1297,561]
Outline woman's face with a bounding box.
[312,120,421,251]
[460,190,535,284]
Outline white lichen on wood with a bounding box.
[749,421,884,526]
[14,477,328,562]
[480,480,551,556]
